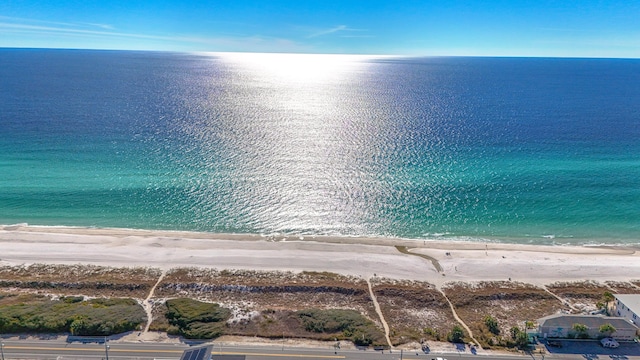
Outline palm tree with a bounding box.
[602,291,614,315]
[572,323,589,339]
[599,323,616,338]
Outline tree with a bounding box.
[602,291,615,315]
[448,325,465,343]
[524,321,535,330]
[514,331,529,349]
[484,315,500,335]
[510,326,521,339]
[599,323,616,337]
[572,323,589,339]
[509,326,529,349]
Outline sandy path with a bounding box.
[437,288,481,348]
[142,270,166,333]
[366,277,392,347]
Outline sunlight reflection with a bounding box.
[179,53,400,235]
[213,52,381,84]
[186,52,393,235]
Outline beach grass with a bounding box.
[0,264,161,298]
[0,293,146,336]
[369,278,455,344]
[442,281,563,348]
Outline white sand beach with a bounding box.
[1,225,639,287]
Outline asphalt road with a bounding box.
[1,339,640,360]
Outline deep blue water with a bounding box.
[1,49,639,244]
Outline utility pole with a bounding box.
[104,337,110,360]
[1,342,5,360]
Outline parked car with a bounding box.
[600,337,619,348]
[547,340,562,348]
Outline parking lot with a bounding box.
[544,339,640,358]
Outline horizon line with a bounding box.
[1,46,640,60]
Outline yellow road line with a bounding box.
[213,351,344,358]
[4,346,180,354]
[4,346,345,358]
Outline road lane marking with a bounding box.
[213,351,345,358]
[3,346,345,358]
[3,346,181,354]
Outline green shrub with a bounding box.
[0,297,145,336]
[483,315,500,335]
[297,309,365,333]
[448,325,465,343]
[62,296,84,304]
[294,309,385,346]
[422,327,441,341]
[164,298,231,339]
[166,325,181,335]
[182,322,226,339]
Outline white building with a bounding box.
[538,314,638,340]
[613,294,640,326]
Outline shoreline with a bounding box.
[3,223,640,248]
[1,224,638,287]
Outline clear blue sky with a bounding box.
[1,0,639,57]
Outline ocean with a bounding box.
[1,49,639,245]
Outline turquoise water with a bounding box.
[1,49,639,244]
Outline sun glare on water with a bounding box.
[184,52,392,234]
[211,52,382,84]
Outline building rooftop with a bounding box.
[538,314,638,331]
[614,294,640,315]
